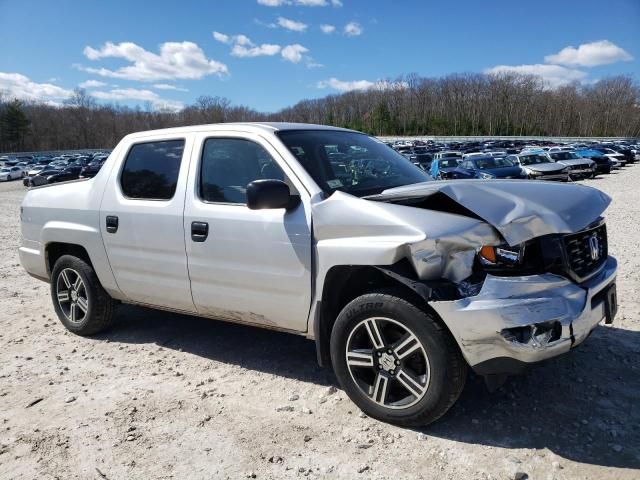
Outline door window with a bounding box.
[120,139,185,200]
[199,138,285,204]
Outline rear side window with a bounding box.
[120,140,185,200]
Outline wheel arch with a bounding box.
[46,242,94,276]
[314,261,460,367]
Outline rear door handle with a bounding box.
[191,221,209,242]
[106,215,118,233]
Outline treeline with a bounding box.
[1,72,639,152]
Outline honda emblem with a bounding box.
[588,234,600,261]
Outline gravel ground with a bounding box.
[0,167,639,480]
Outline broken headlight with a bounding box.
[478,243,525,268]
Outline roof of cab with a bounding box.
[124,122,356,140]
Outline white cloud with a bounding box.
[295,0,328,5]
[544,40,633,67]
[277,17,308,32]
[0,72,73,104]
[216,31,308,63]
[78,79,108,89]
[281,44,308,63]
[81,41,228,81]
[91,88,183,111]
[317,77,374,92]
[317,77,409,92]
[344,21,363,36]
[212,31,230,43]
[320,24,335,34]
[484,64,587,88]
[257,0,342,6]
[232,43,282,57]
[152,83,189,92]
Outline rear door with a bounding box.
[183,131,312,332]
[100,134,196,312]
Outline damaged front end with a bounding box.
[314,179,617,376]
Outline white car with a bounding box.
[548,146,574,153]
[27,165,47,177]
[0,166,23,181]
[15,162,32,176]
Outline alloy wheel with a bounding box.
[55,268,89,323]
[345,317,431,409]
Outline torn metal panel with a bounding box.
[365,179,611,245]
[312,191,500,283]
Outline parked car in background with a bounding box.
[15,162,31,176]
[26,164,47,177]
[430,157,464,179]
[44,165,83,184]
[575,149,613,174]
[507,153,569,181]
[80,158,107,178]
[0,166,23,181]
[548,151,596,180]
[26,166,66,187]
[593,148,626,168]
[455,155,527,179]
[608,145,636,164]
[432,151,462,160]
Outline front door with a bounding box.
[183,132,312,331]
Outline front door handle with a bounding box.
[106,215,118,233]
[191,221,209,242]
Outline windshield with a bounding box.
[277,130,430,197]
[440,158,459,168]
[550,152,580,160]
[475,157,514,169]
[519,154,551,166]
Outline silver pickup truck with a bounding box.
[19,123,618,426]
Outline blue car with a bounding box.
[430,157,463,179]
[435,155,527,180]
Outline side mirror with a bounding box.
[246,179,300,210]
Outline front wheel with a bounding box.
[50,255,116,335]
[330,292,467,427]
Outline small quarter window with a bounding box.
[120,140,185,200]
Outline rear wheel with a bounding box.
[50,255,116,335]
[330,292,467,426]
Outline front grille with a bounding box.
[563,223,607,280]
[568,164,589,171]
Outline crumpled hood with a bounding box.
[365,179,611,245]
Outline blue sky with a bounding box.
[0,0,638,112]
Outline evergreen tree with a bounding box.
[1,100,31,151]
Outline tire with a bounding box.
[50,255,116,335]
[330,291,467,427]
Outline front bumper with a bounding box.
[567,167,595,177]
[531,173,569,181]
[430,256,617,374]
